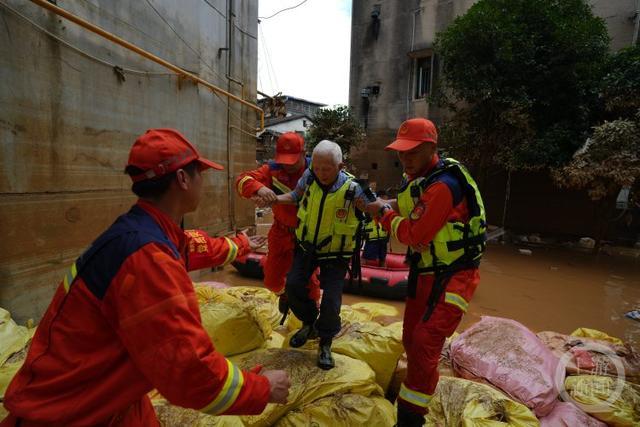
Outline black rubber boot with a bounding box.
[317,338,335,370]
[395,403,425,427]
[289,323,317,348]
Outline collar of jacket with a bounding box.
[136,199,187,256]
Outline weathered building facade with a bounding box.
[350,0,638,190]
[349,0,639,238]
[0,0,260,322]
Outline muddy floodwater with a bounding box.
[201,212,640,350]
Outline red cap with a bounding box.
[274,132,304,165]
[127,128,223,183]
[385,118,438,152]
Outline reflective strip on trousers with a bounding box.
[399,383,432,408]
[444,291,469,312]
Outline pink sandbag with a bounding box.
[196,281,230,289]
[450,316,560,417]
[539,402,606,427]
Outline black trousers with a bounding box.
[285,247,349,339]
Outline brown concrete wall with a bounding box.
[0,0,259,322]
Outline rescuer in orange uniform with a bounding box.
[235,132,321,311]
[366,119,486,426]
[1,129,290,427]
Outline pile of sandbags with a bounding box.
[538,402,606,427]
[152,348,394,426]
[537,330,640,384]
[563,375,640,426]
[424,376,540,426]
[450,316,560,417]
[282,303,404,391]
[275,393,395,427]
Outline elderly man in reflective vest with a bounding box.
[274,140,373,370]
[235,133,321,312]
[366,118,486,427]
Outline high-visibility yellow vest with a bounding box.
[364,220,388,241]
[396,158,486,271]
[295,172,361,259]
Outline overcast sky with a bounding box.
[257,0,352,107]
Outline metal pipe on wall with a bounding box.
[634,0,640,45]
[27,0,265,130]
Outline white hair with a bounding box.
[312,140,343,165]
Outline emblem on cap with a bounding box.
[399,123,409,135]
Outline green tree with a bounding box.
[553,45,640,249]
[306,106,365,162]
[434,0,609,173]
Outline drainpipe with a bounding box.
[226,0,237,230]
[633,0,640,45]
[405,8,421,118]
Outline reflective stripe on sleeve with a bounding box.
[223,237,239,266]
[200,359,245,415]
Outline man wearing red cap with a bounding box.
[366,119,486,426]
[1,129,290,426]
[235,132,321,311]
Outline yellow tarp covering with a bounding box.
[153,348,382,427]
[275,393,396,427]
[283,316,404,391]
[195,286,274,356]
[0,308,35,402]
[0,308,34,366]
[223,287,282,329]
[564,375,640,427]
[570,328,624,345]
[425,377,540,427]
[284,302,400,332]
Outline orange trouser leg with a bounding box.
[399,269,479,415]
[263,226,320,301]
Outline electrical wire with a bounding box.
[1,1,260,134]
[258,0,309,20]
[202,0,226,19]
[143,0,259,130]
[1,2,171,76]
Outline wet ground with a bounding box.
[202,211,640,350]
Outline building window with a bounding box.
[414,56,432,99]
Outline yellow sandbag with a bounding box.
[564,375,640,426]
[264,331,285,349]
[570,328,624,345]
[350,302,398,317]
[152,348,382,427]
[153,398,243,427]
[224,287,281,329]
[275,393,396,427]
[282,320,404,391]
[233,348,382,427]
[425,377,540,426]
[195,286,272,356]
[0,308,34,365]
[332,321,403,391]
